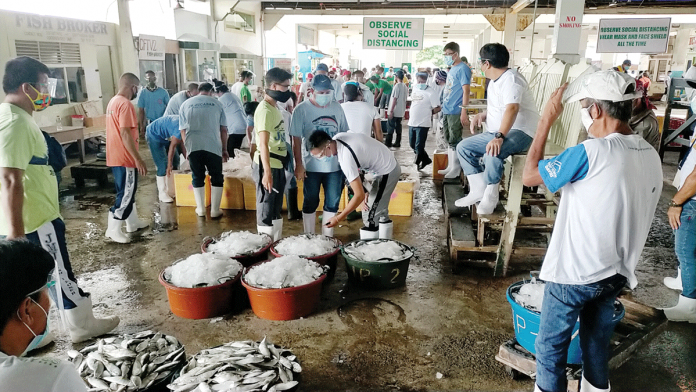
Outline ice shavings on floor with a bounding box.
[244,255,324,289]
[207,230,270,257]
[343,239,413,262]
[274,234,337,257]
[513,281,546,312]
[165,253,243,288]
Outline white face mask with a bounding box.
[580,106,595,137]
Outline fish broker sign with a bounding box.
[597,18,671,53]
[363,18,424,50]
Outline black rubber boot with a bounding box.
[287,187,301,220]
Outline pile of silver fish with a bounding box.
[68,330,186,391]
[167,337,300,392]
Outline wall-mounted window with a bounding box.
[224,11,255,34]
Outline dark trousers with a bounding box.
[386,116,403,147]
[252,163,287,226]
[409,126,430,163]
[110,167,137,220]
[189,150,223,188]
[227,134,246,158]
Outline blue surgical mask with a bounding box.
[314,93,332,106]
[19,298,49,356]
[444,55,455,67]
[417,83,428,90]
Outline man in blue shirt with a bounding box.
[137,70,170,135]
[438,42,472,179]
[145,115,185,203]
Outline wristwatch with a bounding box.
[669,200,683,208]
[495,132,505,140]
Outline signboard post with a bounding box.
[597,18,671,53]
[138,35,165,60]
[362,17,424,51]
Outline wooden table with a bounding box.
[42,125,85,163]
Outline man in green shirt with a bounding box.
[370,75,393,110]
[0,56,118,344]
[253,67,293,240]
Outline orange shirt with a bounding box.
[106,95,139,167]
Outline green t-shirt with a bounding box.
[378,79,392,95]
[253,100,287,169]
[365,81,376,92]
[0,103,60,234]
[240,85,252,103]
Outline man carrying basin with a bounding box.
[522,70,662,392]
[309,130,400,240]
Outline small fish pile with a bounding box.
[274,234,338,257]
[167,337,300,392]
[165,254,243,288]
[207,231,271,258]
[68,330,186,392]
[244,256,325,289]
[343,239,413,262]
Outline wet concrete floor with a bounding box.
[37,132,695,392]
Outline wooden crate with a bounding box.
[432,151,448,180]
[173,172,210,207]
[220,177,244,210]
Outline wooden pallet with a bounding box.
[70,160,111,188]
[495,293,668,392]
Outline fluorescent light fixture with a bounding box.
[510,0,535,14]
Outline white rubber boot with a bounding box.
[193,187,206,217]
[454,173,486,207]
[438,148,455,175]
[272,219,283,241]
[360,226,380,239]
[64,296,120,343]
[322,211,336,237]
[476,183,500,215]
[303,212,316,234]
[443,149,462,179]
[105,211,130,244]
[664,268,683,291]
[581,375,611,392]
[378,219,393,239]
[210,186,223,218]
[257,224,274,238]
[663,295,696,323]
[156,176,174,203]
[125,204,149,233]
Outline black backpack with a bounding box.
[41,131,67,173]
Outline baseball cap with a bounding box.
[563,70,640,103]
[315,63,329,73]
[342,70,351,76]
[312,74,334,91]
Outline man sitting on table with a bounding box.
[0,240,87,391]
[454,43,539,214]
[310,130,400,240]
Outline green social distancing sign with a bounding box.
[363,17,424,50]
[597,18,671,53]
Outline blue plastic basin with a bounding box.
[506,280,625,365]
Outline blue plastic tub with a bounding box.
[506,280,625,365]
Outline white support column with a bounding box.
[504,11,518,65]
[544,36,553,59]
[483,25,492,45]
[672,27,692,72]
[578,28,591,60]
[116,0,139,75]
[601,52,615,70]
[551,0,585,65]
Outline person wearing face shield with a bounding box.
[522,70,663,392]
[0,240,88,391]
[1,57,119,344]
[290,74,350,236]
[308,131,400,239]
[629,79,660,151]
[438,42,472,179]
[454,43,539,214]
[251,68,293,240]
[408,72,441,170]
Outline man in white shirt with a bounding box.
[298,73,313,103]
[386,70,408,148]
[454,43,540,214]
[408,72,441,170]
[522,71,662,392]
[341,83,383,142]
[0,240,88,392]
[310,131,400,240]
[163,83,199,116]
[341,70,374,107]
[230,71,253,103]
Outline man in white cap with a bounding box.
[522,70,662,392]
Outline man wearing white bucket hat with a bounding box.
[522,70,662,392]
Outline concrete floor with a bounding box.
[38,130,695,392]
